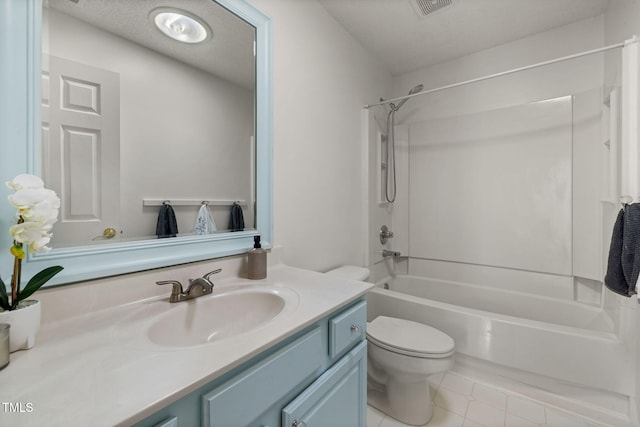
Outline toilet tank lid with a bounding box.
[324,265,370,281]
[367,316,455,356]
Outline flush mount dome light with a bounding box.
[150,8,211,44]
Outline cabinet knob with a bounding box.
[292,420,307,427]
[351,324,363,335]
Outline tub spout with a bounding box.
[382,250,401,258]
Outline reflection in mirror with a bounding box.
[42,0,256,248]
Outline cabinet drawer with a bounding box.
[202,327,323,427]
[329,301,366,359]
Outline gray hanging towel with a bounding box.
[228,202,245,232]
[156,202,178,238]
[605,203,640,297]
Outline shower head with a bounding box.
[391,84,424,111]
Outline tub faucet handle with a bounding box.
[380,225,394,244]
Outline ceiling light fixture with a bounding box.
[150,8,211,44]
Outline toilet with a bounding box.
[367,316,455,425]
[325,266,456,426]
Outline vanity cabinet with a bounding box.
[134,299,367,427]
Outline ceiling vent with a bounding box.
[410,0,453,17]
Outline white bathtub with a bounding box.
[366,275,632,399]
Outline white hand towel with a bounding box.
[193,204,217,235]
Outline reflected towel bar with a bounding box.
[143,199,246,207]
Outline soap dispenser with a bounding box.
[247,235,267,279]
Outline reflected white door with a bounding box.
[42,55,120,246]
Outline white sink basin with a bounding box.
[147,286,298,348]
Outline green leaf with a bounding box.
[0,275,9,311]
[16,266,64,304]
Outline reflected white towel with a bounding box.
[193,204,216,235]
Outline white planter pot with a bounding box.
[0,300,41,352]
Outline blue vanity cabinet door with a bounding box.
[202,327,324,427]
[281,341,367,427]
[153,417,178,427]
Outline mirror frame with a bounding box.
[0,0,273,286]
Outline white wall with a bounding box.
[249,0,393,271]
[394,17,606,120]
[45,10,254,241]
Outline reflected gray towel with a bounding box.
[156,203,178,238]
[228,203,244,232]
[605,203,640,297]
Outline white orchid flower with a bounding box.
[6,175,60,254]
[9,221,53,251]
[6,174,44,191]
[29,235,53,253]
[8,187,60,223]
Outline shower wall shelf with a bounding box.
[143,199,247,207]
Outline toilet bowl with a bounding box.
[324,266,455,425]
[367,316,455,426]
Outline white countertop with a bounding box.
[0,264,372,427]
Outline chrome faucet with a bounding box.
[156,269,222,303]
[381,249,401,258]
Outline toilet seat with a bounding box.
[367,316,455,359]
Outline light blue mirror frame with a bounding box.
[0,0,272,286]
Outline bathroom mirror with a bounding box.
[43,0,258,248]
[0,0,272,286]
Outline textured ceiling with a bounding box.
[317,0,612,75]
[48,0,614,85]
[47,0,255,89]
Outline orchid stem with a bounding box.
[11,254,21,307]
[10,216,24,308]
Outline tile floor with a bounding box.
[366,372,610,427]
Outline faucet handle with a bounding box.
[203,269,222,280]
[156,280,185,302]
